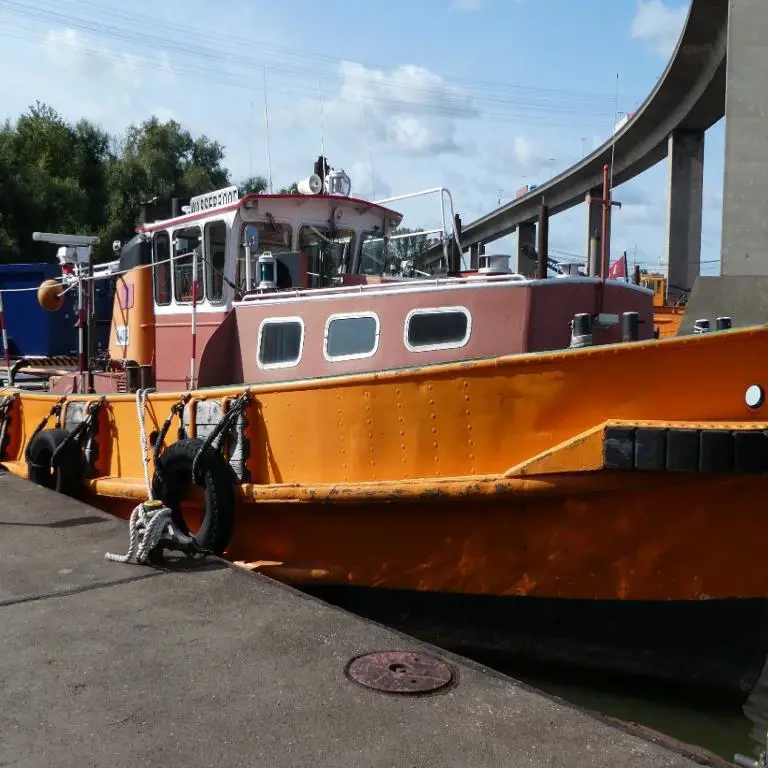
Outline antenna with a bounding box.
[363,103,375,199]
[248,100,255,178]
[318,78,326,163]
[263,66,274,194]
[609,72,619,193]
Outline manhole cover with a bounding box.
[345,651,456,696]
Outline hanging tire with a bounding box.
[151,437,235,556]
[26,428,83,497]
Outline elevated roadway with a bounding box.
[455,0,728,296]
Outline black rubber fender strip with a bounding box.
[26,428,83,497]
[151,437,235,556]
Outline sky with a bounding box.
[0,0,723,276]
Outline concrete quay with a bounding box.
[0,470,733,767]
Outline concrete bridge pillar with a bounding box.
[665,130,704,301]
[516,222,537,277]
[721,0,768,275]
[584,188,611,276]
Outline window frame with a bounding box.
[172,225,204,305]
[403,306,472,353]
[152,230,172,307]
[256,315,305,370]
[204,219,228,306]
[323,311,381,363]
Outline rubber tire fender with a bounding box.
[151,437,235,556]
[26,427,83,497]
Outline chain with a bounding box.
[24,397,66,462]
[151,393,192,483]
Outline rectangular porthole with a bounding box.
[325,313,380,361]
[404,307,471,352]
[257,317,304,369]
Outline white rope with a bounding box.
[104,386,179,564]
[135,386,156,498]
[104,501,174,564]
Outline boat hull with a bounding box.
[65,467,768,701]
[301,585,768,705]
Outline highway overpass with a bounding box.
[452,0,729,299]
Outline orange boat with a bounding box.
[642,272,688,338]
[1,159,765,701]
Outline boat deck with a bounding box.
[0,470,730,768]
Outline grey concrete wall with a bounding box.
[665,130,704,300]
[516,222,537,277]
[721,0,768,275]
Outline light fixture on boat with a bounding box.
[745,384,765,410]
[257,251,277,291]
[326,169,351,197]
[297,174,323,195]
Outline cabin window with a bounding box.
[257,317,304,368]
[153,231,171,306]
[358,231,389,275]
[324,313,380,361]
[237,221,293,293]
[405,307,471,351]
[173,226,203,303]
[204,221,227,304]
[299,226,355,288]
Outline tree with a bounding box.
[279,181,299,194]
[239,175,268,195]
[390,226,428,265]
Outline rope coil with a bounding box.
[104,387,184,565]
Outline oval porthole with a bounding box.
[745,384,765,410]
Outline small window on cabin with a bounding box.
[258,319,303,368]
[299,226,355,288]
[325,314,379,360]
[204,221,227,304]
[153,231,171,306]
[405,308,471,351]
[237,221,293,294]
[173,227,203,303]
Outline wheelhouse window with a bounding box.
[359,228,436,277]
[173,226,203,303]
[204,221,227,304]
[258,318,304,368]
[153,231,171,306]
[237,221,293,293]
[359,231,387,275]
[325,313,379,361]
[299,225,355,288]
[405,307,471,351]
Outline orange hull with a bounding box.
[653,305,686,338]
[2,324,768,603]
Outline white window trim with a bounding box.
[172,225,204,306]
[323,311,381,362]
[257,315,305,370]
[152,231,172,307]
[204,220,228,307]
[404,305,472,353]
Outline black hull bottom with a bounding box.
[302,585,768,705]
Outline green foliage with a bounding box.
[0,103,240,263]
[239,175,268,195]
[279,181,299,194]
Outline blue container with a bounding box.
[0,263,114,358]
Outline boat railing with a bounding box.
[238,271,537,304]
[373,187,462,268]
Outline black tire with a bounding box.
[26,428,82,497]
[151,437,235,556]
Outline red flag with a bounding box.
[608,253,627,280]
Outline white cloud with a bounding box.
[630,0,688,58]
[324,61,477,156]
